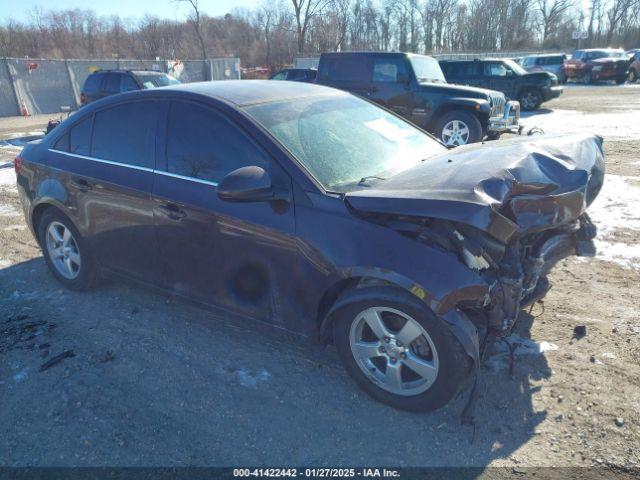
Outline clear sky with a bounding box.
[0,0,261,22]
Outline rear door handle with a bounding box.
[158,204,187,221]
[71,178,93,191]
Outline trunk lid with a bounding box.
[345,134,605,243]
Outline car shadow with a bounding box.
[0,257,549,467]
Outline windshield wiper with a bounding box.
[358,175,386,186]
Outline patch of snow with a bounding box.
[235,368,271,389]
[0,203,19,216]
[588,175,640,269]
[521,109,640,139]
[493,335,559,356]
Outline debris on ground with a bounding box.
[573,325,587,340]
[38,350,75,372]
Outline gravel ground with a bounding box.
[0,85,639,469]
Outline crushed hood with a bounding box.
[345,134,605,243]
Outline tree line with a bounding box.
[0,0,638,70]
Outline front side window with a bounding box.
[485,62,508,76]
[120,75,138,92]
[166,101,268,183]
[91,101,158,168]
[271,71,287,80]
[373,58,408,83]
[409,55,446,83]
[245,93,446,193]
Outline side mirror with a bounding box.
[217,166,278,203]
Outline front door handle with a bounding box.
[71,178,92,191]
[158,204,186,221]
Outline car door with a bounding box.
[484,62,514,98]
[49,99,162,284]
[369,56,413,118]
[152,99,297,323]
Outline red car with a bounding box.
[628,51,640,82]
[564,49,629,84]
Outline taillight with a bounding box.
[80,92,87,104]
[14,156,23,174]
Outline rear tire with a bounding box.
[331,286,471,412]
[628,69,638,83]
[38,209,96,291]
[434,110,482,147]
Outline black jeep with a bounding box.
[315,52,520,146]
[439,58,563,111]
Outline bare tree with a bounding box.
[537,0,574,43]
[291,0,332,54]
[175,0,208,58]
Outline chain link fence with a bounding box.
[0,57,241,117]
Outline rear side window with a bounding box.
[372,58,408,82]
[91,101,158,168]
[69,116,93,155]
[319,56,370,82]
[103,74,122,94]
[540,56,563,65]
[166,101,268,183]
[83,73,103,94]
[442,62,477,77]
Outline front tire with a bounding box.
[434,110,482,147]
[615,76,626,85]
[38,209,96,290]
[518,89,542,111]
[628,69,638,83]
[331,287,471,412]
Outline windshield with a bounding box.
[503,59,528,75]
[138,74,181,89]
[245,94,446,193]
[409,55,446,83]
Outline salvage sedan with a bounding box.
[15,81,604,411]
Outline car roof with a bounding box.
[153,80,345,107]
[524,53,564,58]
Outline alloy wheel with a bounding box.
[349,307,439,396]
[45,221,81,279]
[441,120,470,146]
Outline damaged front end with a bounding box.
[346,133,605,336]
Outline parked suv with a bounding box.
[439,58,563,111]
[316,52,520,146]
[15,81,603,412]
[521,54,567,84]
[564,49,628,84]
[80,69,180,105]
[627,51,640,83]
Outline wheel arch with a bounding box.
[30,200,78,246]
[426,100,489,132]
[316,270,481,367]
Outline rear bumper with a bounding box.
[488,100,521,134]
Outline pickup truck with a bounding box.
[315,52,520,146]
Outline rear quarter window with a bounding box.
[83,74,103,94]
[69,115,93,155]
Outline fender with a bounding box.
[426,98,491,130]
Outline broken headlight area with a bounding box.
[464,213,597,335]
[381,213,597,336]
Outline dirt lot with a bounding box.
[0,85,639,470]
